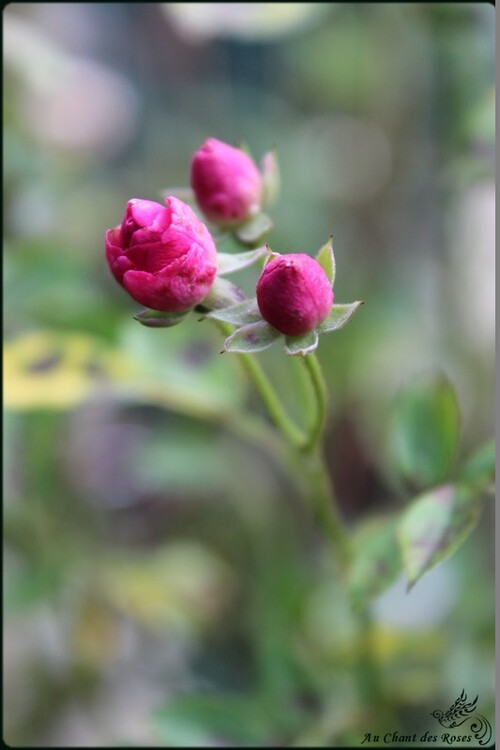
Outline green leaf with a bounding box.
[389,375,460,488]
[261,149,280,208]
[206,298,261,326]
[460,439,495,492]
[284,330,319,356]
[397,484,482,589]
[133,309,189,328]
[223,321,281,353]
[200,276,246,311]
[349,518,403,611]
[317,301,363,333]
[315,236,335,286]
[217,246,267,275]
[234,212,273,246]
[153,693,273,747]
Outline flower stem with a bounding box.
[212,319,382,714]
[214,320,306,448]
[355,607,383,707]
[212,317,383,722]
[302,448,351,570]
[298,352,383,714]
[300,353,328,453]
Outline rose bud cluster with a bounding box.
[105,196,218,312]
[256,254,334,336]
[105,138,361,352]
[190,138,263,226]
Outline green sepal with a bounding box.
[217,247,268,276]
[397,484,482,590]
[234,212,273,246]
[284,330,319,356]
[261,149,280,208]
[315,236,335,287]
[236,140,252,157]
[222,321,281,354]
[263,247,280,266]
[133,309,189,328]
[317,301,364,333]
[206,298,261,327]
[200,276,246,312]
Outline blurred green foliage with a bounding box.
[3,2,494,747]
[388,375,460,489]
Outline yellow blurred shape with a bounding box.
[101,542,235,634]
[371,625,445,662]
[73,595,120,667]
[4,330,137,410]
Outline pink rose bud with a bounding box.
[256,254,334,337]
[190,138,263,225]
[105,196,217,311]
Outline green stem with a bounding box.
[295,352,384,715]
[355,607,383,707]
[212,319,382,715]
[301,353,328,453]
[214,320,306,448]
[294,354,351,566]
[302,449,351,570]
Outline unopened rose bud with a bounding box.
[105,196,217,311]
[190,138,263,226]
[256,254,334,336]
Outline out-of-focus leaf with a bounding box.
[349,518,402,610]
[153,693,273,747]
[222,321,281,354]
[397,484,482,589]
[389,375,460,488]
[464,85,495,142]
[234,212,273,246]
[217,246,267,275]
[3,330,136,411]
[459,439,495,492]
[284,330,318,356]
[315,236,335,287]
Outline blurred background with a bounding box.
[3,3,494,746]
